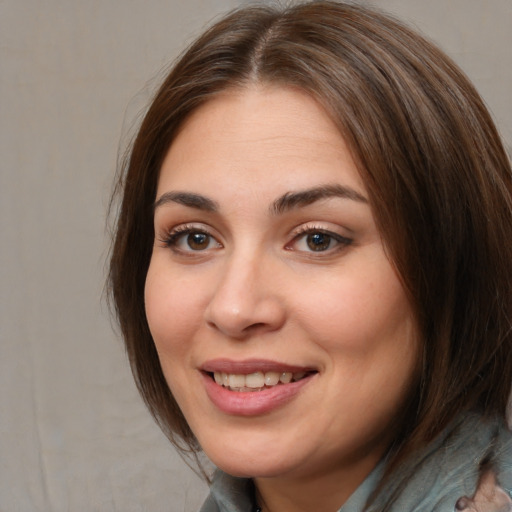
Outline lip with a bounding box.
[200,359,317,416]
[201,358,315,374]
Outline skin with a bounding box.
[456,470,512,512]
[145,85,419,512]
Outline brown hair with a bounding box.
[109,0,512,486]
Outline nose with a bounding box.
[204,252,286,340]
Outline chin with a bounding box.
[212,456,297,479]
[196,430,298,478]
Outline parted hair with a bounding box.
[109,0,512,482]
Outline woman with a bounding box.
[109,2,512,510]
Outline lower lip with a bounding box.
[202,372,315,416]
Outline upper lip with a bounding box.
[200,358,316,374]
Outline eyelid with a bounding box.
[157,223,223,253]
[286,223,353,253]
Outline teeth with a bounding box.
[228,374,245,388]
[279,372,292,383]
[264,371,280,386]
[212,370,309,391]
[245,372,265,388]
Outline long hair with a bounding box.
[109,0,512,485]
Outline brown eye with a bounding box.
[306,232,333,251]
[289,228,352,254]
[187,232,211,250]
[163,227,222,253]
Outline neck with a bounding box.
[254,453,382,512]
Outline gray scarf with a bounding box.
[199,413,512,512]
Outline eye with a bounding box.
[181,231,218,251]
[289,227,352,253]
[160,226,222,253]
[302,232,334,252]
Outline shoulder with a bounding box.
[369,413,512,512]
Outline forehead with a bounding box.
[157,85,366,198]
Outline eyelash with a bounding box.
[158,224,353,255]
[158,224,221,253]
[288,225,353,254]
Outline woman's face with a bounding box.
[145,86,418,482]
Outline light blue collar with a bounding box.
[200,413,511,512]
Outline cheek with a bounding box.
[144,262,208,413]
[144,262,202,360]
[292,267,412,352]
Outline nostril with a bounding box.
[243,322,266,333]
[204,287,286,338]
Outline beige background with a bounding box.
[1,1,510,511]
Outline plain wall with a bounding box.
[1,1,510,511]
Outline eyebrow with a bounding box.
[271,184,368,215]
[153,184,368,215]
[153,191,219,212]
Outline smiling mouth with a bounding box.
[209,370,316,392]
